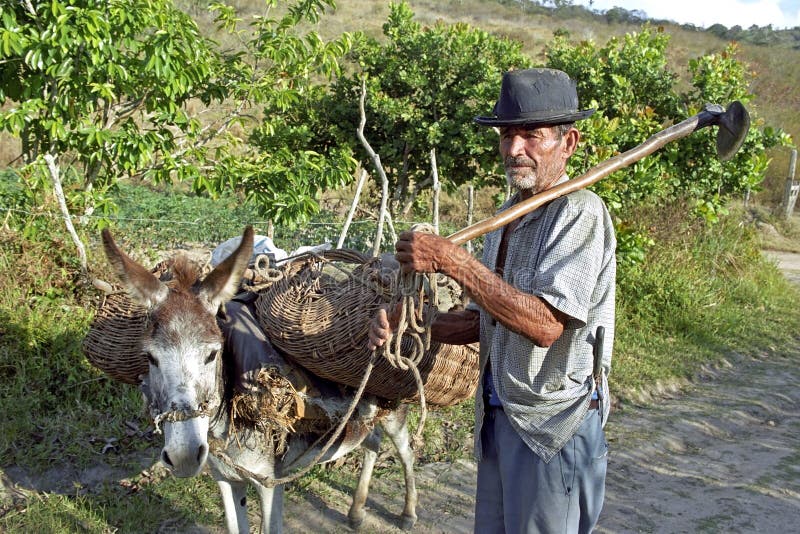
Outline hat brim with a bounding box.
[474,108,595,127]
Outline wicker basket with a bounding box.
[83,251,481,407]
[255,251,480,406]
[82,292,150,384]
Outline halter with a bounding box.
[150,402,213,434]
[142,353,225,435]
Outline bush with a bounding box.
[612,203,800,392]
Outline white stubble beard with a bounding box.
[505,168,538,192]
[504,157,562,195]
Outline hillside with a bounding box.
[182,0,800,206]
[351,1,800,204]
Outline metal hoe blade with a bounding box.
[716,101,750,161]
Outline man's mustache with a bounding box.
[504,156,536,168]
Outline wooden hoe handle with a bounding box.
[446,102,749,246]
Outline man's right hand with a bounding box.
[367,305,395,351]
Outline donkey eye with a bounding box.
[145,352,159,367]
[204,350,219,365]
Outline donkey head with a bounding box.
[102,226,254,477]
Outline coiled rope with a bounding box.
[379,266,439,446]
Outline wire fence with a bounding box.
[1,205,482,259]
[0,172,490,264]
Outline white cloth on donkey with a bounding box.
[211,234,288,267]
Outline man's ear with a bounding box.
[562,127,580,158]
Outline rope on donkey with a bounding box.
[379,267,439,448]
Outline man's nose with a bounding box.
[507,134,527,156]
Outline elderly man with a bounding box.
[369,68,616,533]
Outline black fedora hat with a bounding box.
[474,68,594,127]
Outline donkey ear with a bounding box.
[102,229,168,309]
[199,226,254,313]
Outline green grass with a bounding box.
[759,210,800,252]
[612,205,800,395]
[0,474,224,533]
[0,229,146,470]
[105,180,480,259]
[0,219,228,532]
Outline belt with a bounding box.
[487,399,599,412]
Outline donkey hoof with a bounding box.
[348,514,366,531]
[400,514,417,531]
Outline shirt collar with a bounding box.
[499,174,569,225]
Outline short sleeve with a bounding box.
[528,193,609,325]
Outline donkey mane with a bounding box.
[163,255,202,292]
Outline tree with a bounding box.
[0,0,225,228]
[0,0,357,233]
[252,1,533,216]
[604,7,643,24]
[707,23,729,39]
[196,0,357,227]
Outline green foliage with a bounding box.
[602,6,648,25]
[207,144,356,229]
[704,23,800,48]
[255,1,532,216]
[111,181,265,247]
[107,181,366,252]
[0,0,359,231]
[0,0,225,219]
[192,0,359,228]
[613,205,800,391]
[0,168,27,227]
[546,27,791,263]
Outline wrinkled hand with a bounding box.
[366,305,399,351]
[394,231,452,274]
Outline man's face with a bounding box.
[499,125,573,195]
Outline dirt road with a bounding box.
[282,253,800,533]
[283,346,800,534]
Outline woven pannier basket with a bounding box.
[82,292,150,385]
[82,259,196,385]
[254,250,480,406]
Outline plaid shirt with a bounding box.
[470,181,616,463]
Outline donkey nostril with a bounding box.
[161,450,173,468]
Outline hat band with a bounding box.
[496,108,578,121]
[475,108,595,127]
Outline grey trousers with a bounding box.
[474,406,608,534]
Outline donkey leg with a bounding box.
[253,481,283,534]
[216,478,250,534]
[348,424,383,530]
[382,404,418,531]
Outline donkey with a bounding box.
[101,225,418,533]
